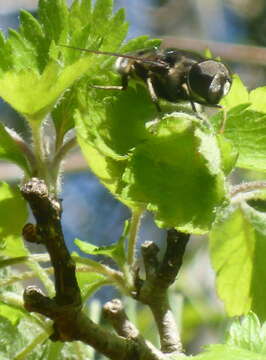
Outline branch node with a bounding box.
[22,223,43,244]
[103,299,139,339]
[141,241,160,281]
[23,286,54,315]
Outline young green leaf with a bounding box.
[216,134,238,175]
[209,202,266,320]
[75,229,127,269]
[193,344,265,360]
[228,313,266,354]
[249,87,266,113]
[0,0,129,125]
[211,73,266,173]
[0,303,25,326]
[0,182,28,258]
[211,105,266,173]
[51,86,78,149]
[0,124,31,174]
[75,271,107,299]
[220,74,249,110]
[189,313,266,360]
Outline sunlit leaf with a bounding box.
[210,203,266,320]
[0,183,28,257]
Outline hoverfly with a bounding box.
[62,45,232,112]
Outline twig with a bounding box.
[21,178,81,306]
[135,229,190,354]
[104,298,139,339]
[20,178,168,360]
[103,299,166,360]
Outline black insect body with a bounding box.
[62,45,232,112]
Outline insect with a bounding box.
[62,45,232,112]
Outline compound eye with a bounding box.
[188,60,232,105]
[208,75,231,104]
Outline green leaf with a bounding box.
[249,87,266,113]
[0,0,130,121]
[228,313,266,354]
[0,182,28,257]
[0,303,25,325]
[38,0,69,45]
[211,75,266,173]
[120,35,161,53]
[19,10,48,73]
[211,105,266,172]
[209,202,266,320]
[77,80,227,234]
[0,124,31,174]
[51,86,77,148]
[0,316,20,359]
[216,134,238,175]
[69,0,91,28]
[204,48,213,59]
[0,32,13,72]
[75,221,127,268]
[192,313,266,360]
[76,271,107,299]
[220,74,249,110]
[122,114,227,234]
[248,198,266,213]
[76,84,156,205]
[193,344,265,360]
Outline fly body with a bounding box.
[62,45,232,112]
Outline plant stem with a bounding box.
[73,256,128,294]
[0,254,50,269]
[50,135,77,193]
[27,261,55,297]
[30,120,44,173]
[127,208,143,268]
[52,136,77,170]
[46,342,64,360]
[230,181,266,197]
[0,268,52,288]
[14,330,52,360]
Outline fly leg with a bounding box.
[189,99,197,113]
[145,77,162,133]
[92,74,128,91]
[181,83,199,114]
[146,77,162,113]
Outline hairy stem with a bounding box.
[50,135,77,193]
[27,261,55,297]
[230,181,266,197]
[73,255,128,294]
[52,136,77,170]
[127,209,143,268]
[30,121,45,179]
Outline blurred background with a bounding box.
[1,0,266,357]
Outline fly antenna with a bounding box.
[60,44,167,68]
